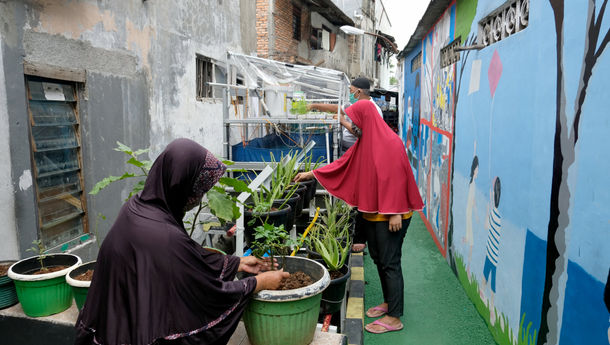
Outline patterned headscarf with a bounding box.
[185,153,227,207]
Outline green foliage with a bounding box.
[27,240,47,272]
[389,76,398,85]
[89,141,150,198]
[91,142,248,241]
[290,99,308,115]
[300,152,325,172]
[251,223,297,269]
[308,197,351,271]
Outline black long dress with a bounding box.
[75,139,256,345]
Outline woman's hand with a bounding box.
[239,256,275,274]
[254,269,291,292]
[388,214,402,232]
[293,171,315,182]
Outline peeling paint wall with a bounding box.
[0,41,20,261]
[0,0,256,260]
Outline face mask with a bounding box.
[349,91,358,104]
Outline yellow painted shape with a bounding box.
[351,266,364,281]
[346,297,363,321]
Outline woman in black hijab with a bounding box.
[75,138,288,345]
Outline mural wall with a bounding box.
[419,4,456,255]
[400,1,610,345]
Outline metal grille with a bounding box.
[292,6,301,40]
[440,37,462,68]
[25,76,88,248]
[478,0,529,47]
[196,55,215,99]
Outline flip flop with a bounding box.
[352,244,366,253]
[365,320,404,334]
[365,306,388,318]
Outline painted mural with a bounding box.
[401,1,610,345]
[400,43,422,181]
[419,3,456,256]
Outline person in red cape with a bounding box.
[295,84,423,334]
[75,139,289,345]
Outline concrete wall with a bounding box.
[400,1,610,344]
[0,0,256,260]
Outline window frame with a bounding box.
[196,55,216,100]
[24,75,89,249]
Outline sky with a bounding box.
[381,0,430,50]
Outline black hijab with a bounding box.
[75,139,256,345]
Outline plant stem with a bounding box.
[189,203,205,237]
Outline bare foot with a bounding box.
[366,303,388,318]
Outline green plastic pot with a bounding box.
[66,261,95,311]
[0,260,18,309]
[8,254,81,317]
[243,256,330,345]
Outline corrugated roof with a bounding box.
[397,0,452,60]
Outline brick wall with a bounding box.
[256,0,309,63]
[256,0,270,58]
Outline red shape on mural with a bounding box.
[488,50,503,98]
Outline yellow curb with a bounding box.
[351,266,364,281]
[346,297,364,321]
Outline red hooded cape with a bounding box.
[313,100,423,214]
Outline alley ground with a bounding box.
[363,214,496,345]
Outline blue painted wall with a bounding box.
[400,1,610,344]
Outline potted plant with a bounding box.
[243,223,330,345]
[0,260,18,309]
[8,240,81,317]
[308,197,352,314]
[244,172,295,244]
[65,261,95,311]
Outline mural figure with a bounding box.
[540,1,610,344]
[480,176,502,325]
[463,146,479,279]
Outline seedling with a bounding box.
[27,240,47,272]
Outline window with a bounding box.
[411,52,422,72]
[292,6,301,40]
[196,55,215,99]
[440,37,461,68]
[311,26,332,51]
[25,76,88,248]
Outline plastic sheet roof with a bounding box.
[228,52,350,100]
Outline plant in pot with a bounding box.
[244,172,295,245]
[0,260,18,309]
[243,222,330,345]
[7,240,81,317]
[308,197,353,314]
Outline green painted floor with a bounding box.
[363,213,497,345]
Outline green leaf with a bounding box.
[207,189,236,223]
[89,172,136,195]
[134,148,150,156]
[221,160,235,166]
[127,157,145,169]
[219,177,252,194]
[114,141,133,155]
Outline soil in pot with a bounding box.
[0,264,10,276]
[278,271,313,290]
[329,270,345,280]
[31,265,69,275]
[74,269,94,281]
